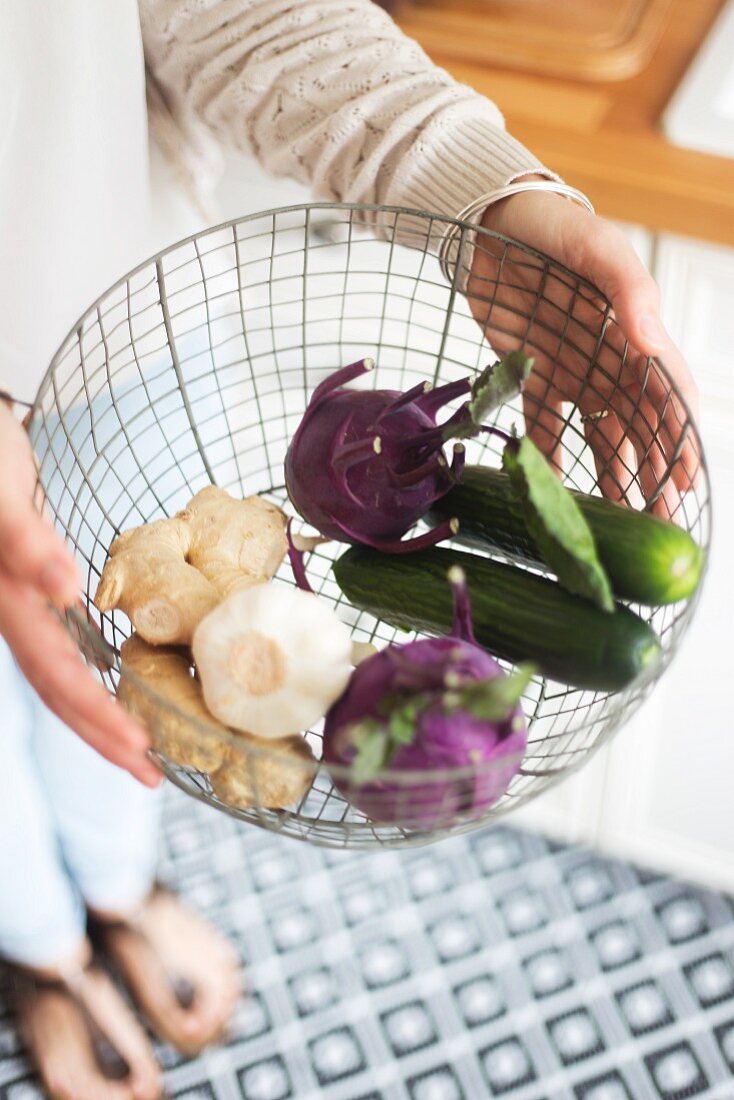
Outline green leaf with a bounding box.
[468,352,534,427]
[388,701,423,745]
[349,695,428,781]
[444,663,535,721]
[502,436,615,612]
[350,723,391,782]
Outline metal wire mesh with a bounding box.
[28,203,710,850]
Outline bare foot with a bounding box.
[15,948,162,1100]
[90,890,242,1057]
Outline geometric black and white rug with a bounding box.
[2,790,734,1100]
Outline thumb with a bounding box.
[570,219,667,355]
[569,218,699,418]
[0,405,79,605]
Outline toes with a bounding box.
[19,971,162,1100]
[185,974,241,1044]
[44,1073,74,1100]
[102,891,244,1055]
[131,1068,165,1100]
[90,1081,133,1100]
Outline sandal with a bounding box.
[87,884,241,1057]
[11,961,130,1081]
[9,955,163,1100]
[88,886,197,1014]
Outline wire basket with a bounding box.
[28,203,710,850]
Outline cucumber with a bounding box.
[429,466,703,605]
[334,545,661,692]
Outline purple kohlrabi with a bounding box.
[323,567,532,830]
[284,357,469,552]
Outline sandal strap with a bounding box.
[11,961,131,1082]
[87,885,197,1011]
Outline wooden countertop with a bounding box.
[396,0,734,246]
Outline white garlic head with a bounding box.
[192,584,353,738]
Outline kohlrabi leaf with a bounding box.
[350,695,428,781]
[388,698,425,745]
[351,724,391,782]
[502,435,615,612]
[468,352,534,427]
[444,664,535,722]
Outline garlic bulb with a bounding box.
[192,584,353,738]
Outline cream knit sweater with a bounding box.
[1,0,551,396]
[140,0,550,232]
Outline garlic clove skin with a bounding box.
[192,584,353,739]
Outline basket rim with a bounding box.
[28,200,712,828]
[29,200,704,455]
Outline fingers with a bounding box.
[522,379,565,472]
[580,387,685,517]
[563,219,700,491]
[0,573,161,787]
[0,404,79,605]
[582,413,637,505]
[467,208,701,510]
[631,412,686,521]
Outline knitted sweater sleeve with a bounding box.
[139,0,555,236]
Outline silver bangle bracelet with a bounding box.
[438,180,595,285]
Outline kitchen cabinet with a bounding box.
[392,0,734,245]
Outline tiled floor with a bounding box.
[2,790,734,1099]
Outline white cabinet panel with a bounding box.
[516,230,734,889]
[511,746,609,846]
[595,415,733,889]
[593,235,734,890]
[654,234,734,416]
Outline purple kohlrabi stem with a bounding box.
[309,357,375,409]
[286,519,314,593]
[399,401,513,453]
[414,377,472,419]
[477,423,515,447]
[450,443,466,482]
[376,381,432,422]
[331,434,382,474]
[389,452,447,489]
[336,517,459,555]
[448,565,476,644]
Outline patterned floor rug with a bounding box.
[2,790,734,1100]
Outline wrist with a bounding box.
[479,177,593,238]
[479,173,545,227]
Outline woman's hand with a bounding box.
[467,182,699,515]
[0,402,160,786]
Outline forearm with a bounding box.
[139,0,552,236]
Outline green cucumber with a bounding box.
[334,545,661,692]
[429,466,703,605]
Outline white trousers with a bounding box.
[3,324,244,966]
[0,639,161,967]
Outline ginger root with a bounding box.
[95,488,287,645]
[118,634,227,773]
[210,738,316,811]
[185,487,287,595]
[118,635,316,808]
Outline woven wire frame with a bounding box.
[28,203,710,850]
